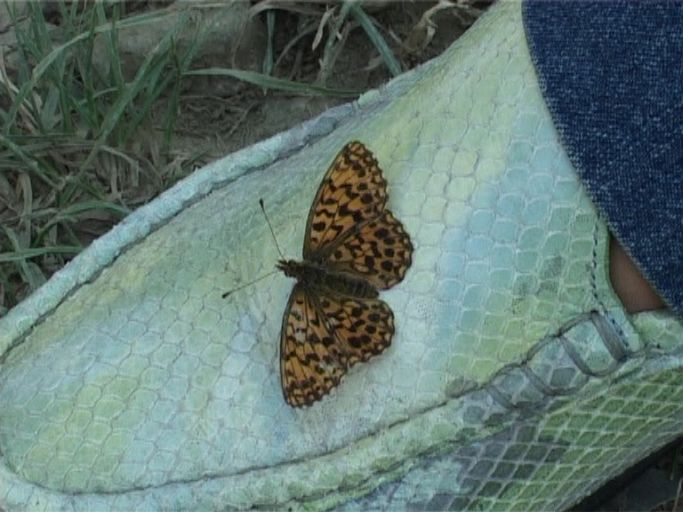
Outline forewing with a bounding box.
[280,284,347,407]
[303,141,388,259]
[324,210,413,290]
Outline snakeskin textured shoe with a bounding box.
[1,2,682,510]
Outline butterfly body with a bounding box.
[277,141,413,407]
[276,259,379,299]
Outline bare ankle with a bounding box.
[609,235,666,313]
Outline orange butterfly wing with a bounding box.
[323,210,413,290]
[303,141,388,259]
[304,141,413,290]
[280,284,395,407]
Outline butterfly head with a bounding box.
[276,259,305,279]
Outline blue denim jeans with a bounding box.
[523,1,683,316]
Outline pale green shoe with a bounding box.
[1,2,682,511]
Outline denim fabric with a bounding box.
[522,2,683,316]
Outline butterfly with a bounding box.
[276,141,413,407]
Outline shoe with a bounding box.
[1,2,682,510]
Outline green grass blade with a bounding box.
[0,133,59,188]
[32,10,169,84]
[346,2,402,77]
[263,10,275,77]
[0,246,82,263]
[82,11,191,170]
[185,68,360,97]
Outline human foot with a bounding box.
[609,235,666,313]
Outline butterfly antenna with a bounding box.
[222,199,285,299]
[259,198,285,259]
[222,270,278,299]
